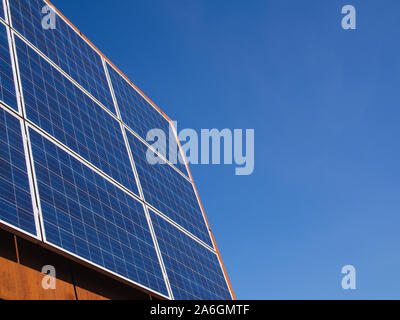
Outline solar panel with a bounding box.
[0,107,36,236]
[0,22,18,111]
[29,127,169,297]
[9,0,116,115]
[149,209,231,300]
[126,130,213,248]
[107,63,189,177]
[15,36,139,196]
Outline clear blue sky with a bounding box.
[51,0,400,299]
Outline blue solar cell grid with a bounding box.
[9,0,116,115]
[29,128,168,296]
[126,130,213,247]
[0,23,18,111]
[107,64,189,177]
[150,209,231,300]
[15,36,139,195]
[0,108,36,235]
[0,1,4,20]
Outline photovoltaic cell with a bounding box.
[150,209,231,300]
[0,23,18,111]
[0,108,36,236]
[29,128,168,296]
[15,36,139,195]
[10,0,116,115]
[0,1,4,20]
[126,130,213,247]
[107,64,189,177]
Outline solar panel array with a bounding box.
[0,0,232,300]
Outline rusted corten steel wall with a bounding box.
[0,228,157,300]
